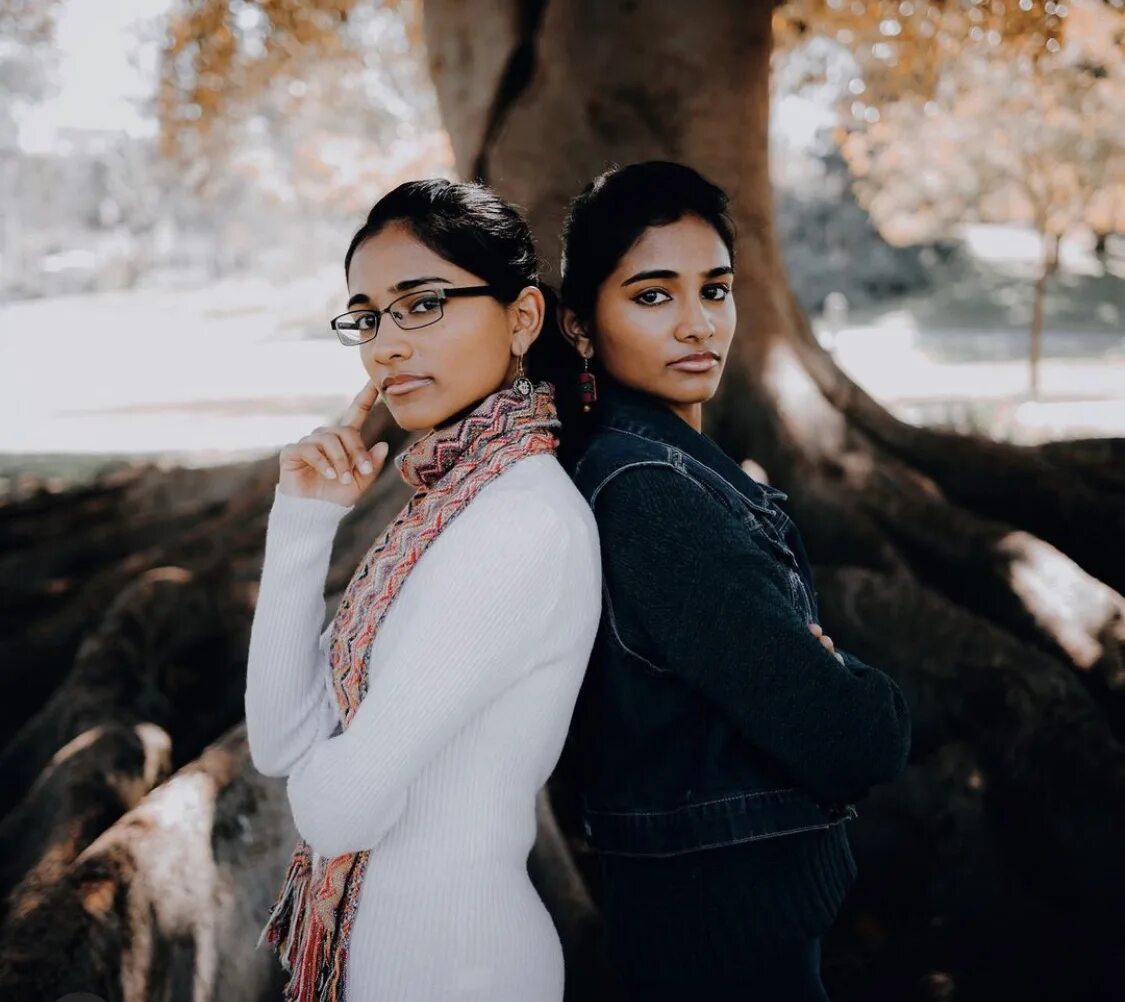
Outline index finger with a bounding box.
[342,378,381,430]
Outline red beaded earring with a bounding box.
[578,354,598,412]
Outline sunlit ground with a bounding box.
[1,225,1123,494]
[818,224,1125,441]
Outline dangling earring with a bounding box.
[513,352,533,397]
[578,354,598,412]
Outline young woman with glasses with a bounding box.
[244,179,601,1002]
[544,161,912,1001]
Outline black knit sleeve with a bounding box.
[592,464,912,806]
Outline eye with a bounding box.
[355,312,378,330]
[634,288,671,306]
[702,284,731,302]
[410,295,443,314]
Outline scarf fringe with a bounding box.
[257,843,348,1001]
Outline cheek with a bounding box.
[433,313,512,385]
[714,303,737,343]
[595,303,668,367]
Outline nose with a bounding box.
[674,297,713,343]
[365,322,413,370]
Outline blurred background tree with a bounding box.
[0,0,63,282]
[836,1,1125,397]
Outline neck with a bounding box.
[603,378,705,433]
[668,399,703,432]
[431,391,495,431]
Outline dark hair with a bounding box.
[559,160,736,323]
[548,161,737,461]
[345,178,540,301]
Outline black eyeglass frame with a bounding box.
[330,285,500,345]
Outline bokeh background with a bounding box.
[1,2,1123,1000]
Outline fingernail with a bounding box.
[324,468,336,479]
[341,471,353,484]
[359,460,373,474]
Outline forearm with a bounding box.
[244,487,351,778]
[285,732,410,858]
[671,580,910,804]
[833,650,913,795]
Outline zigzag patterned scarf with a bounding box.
[258,380,560,1001]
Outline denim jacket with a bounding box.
[564,379,912,858]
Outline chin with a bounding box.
[384,399,437,432]
[663,375,722,404]
[391,387,485,432]
[698,380,722,403]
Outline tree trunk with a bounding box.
[1,3,1122,1001]
[421,2,1125,999]
[1029,229,1060,401]
[1093,229,1108,263]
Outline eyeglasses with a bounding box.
[330,285,500,346]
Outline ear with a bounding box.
[509,285,545,355]
[559,304,594,360]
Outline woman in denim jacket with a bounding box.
[547,162,912,1001]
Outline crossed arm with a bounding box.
[594,466,912,806]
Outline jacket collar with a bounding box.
[594,379,789,513]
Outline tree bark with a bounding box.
[0,724,296,1002]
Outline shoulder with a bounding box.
[389,456,601,634]
[434,453,600,575]
[569,426,678,499]
[591,461,755,568]
[592,457,725,517]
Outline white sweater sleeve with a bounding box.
[283,488,569,859]
[245,485,353,779]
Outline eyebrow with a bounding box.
[621,265,734,287]
[347,276,453,309]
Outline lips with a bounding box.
[666,355,720,366]
[381,372,429,389]
[381,373,433,396]
[668,351,720,372]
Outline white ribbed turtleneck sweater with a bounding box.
[244,453,602,1002]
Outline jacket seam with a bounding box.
[676,450,780,515]
[593,425,787,515]
[592,819,845,857]
[586,787,805,816]
[587,456,681,506]
[588,458,684,676]
[599,579,668,675]
[589,452,746,530]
